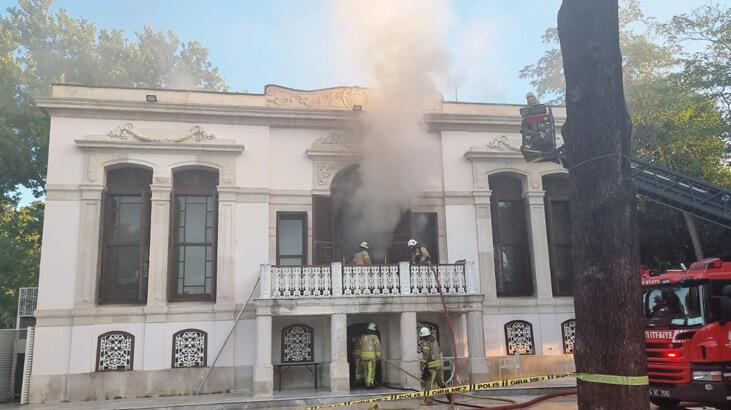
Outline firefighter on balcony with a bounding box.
[419,326,444,405]
[408,239,432,265]
[354,241,372,265]
[359,322,381,388]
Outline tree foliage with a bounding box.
[0,201,43,328]
[0,0,227,202]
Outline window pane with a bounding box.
[184,198,207,243]
[279,218,303,255]
[116,197,141,243]
[173,191,216,299]
[280,256,304,266]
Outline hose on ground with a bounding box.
[470,390,577,410]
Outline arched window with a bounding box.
[282,325,314,363]
[99,166,152,304]
[96,331,134,371]
[543,174,573,296]
[416,321,439,355]
[504,320,535,355]
[170,168,219,301]
[172,329,207,368]
[561,319,576,354]
[490,173,533,297]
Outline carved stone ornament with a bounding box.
[107,123,216,143]
[313,133,361,151]
[265,85,373,110]
[486,135,520,152]
[316,162,339,186]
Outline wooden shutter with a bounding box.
[312,195,333,265]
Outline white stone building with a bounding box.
[30,84,576,403]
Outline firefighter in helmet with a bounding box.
[351,333,363,384]
[359,322,381,388]
[408,239,432,265]
[354,241,372,266]
[419,326,444,405]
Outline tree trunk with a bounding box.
[557,1,649,409]
[682,212,703,261]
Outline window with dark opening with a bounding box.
[490,174,533,297]
[170,168,218,301]
[277,212,307,266]
[543,174,573,296]
[99,167,152,304]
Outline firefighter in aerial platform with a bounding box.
[359,322,381,388]
[408,239,432,265]
[353,241,372,265]
[419,326,445,405]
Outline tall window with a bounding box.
[170,169,218,301]
[99,167,152,304]
[543,174,573,296]
[490,174,533,297]
[277,212,307,265]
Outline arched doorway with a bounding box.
[346,323,383,388]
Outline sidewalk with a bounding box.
[0,377,577,410]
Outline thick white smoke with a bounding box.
[333,0,451,260]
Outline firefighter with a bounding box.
[353,241,372,266]
[407,239,432,265]
[419,326,444,405]
[351,334,363,384]
[359,322,381,388]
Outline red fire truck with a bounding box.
[642,258,731,408]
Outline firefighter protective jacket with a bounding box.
[353,249,372,265]
[359,331,381,360]
[420,336,442,369]
[411,245,431,265]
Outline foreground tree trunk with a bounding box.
[558,1,649,409]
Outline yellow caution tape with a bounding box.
[576,373,648,386]
[302,372,575,410]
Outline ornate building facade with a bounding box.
[30,84,575,403]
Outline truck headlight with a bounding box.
[692,371,722,382]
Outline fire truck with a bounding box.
[642,258,731,408]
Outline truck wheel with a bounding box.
[649,398,680,408]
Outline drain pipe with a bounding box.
[196,277,260,395]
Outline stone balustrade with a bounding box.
[259,261,477,298]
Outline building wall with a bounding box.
[31,85,575,403]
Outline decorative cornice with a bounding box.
[107,123,216,143]
[75,139,244,154]
[265,85,373,110]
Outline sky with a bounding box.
[1,0,723,104]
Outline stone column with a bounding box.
[253,314,273,396]
[74,184,104,309]
[399,312,420,390]
[216,187,237,309]
[474,191,497,300]
[523,191,553,299]
[330,313,349,393]
[466,310,490,382]
[145,183,172,313]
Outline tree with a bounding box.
[558,0,648,408]
[522,0,676,104]
[0,201,43,328]
[662,4,731,126]
[0,0,228,202]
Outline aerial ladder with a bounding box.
[519,100,731,230]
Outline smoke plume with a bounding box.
[333,0,450,260]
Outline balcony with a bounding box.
[259,262,478,298]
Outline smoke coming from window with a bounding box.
[333,0,449,261]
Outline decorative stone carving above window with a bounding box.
[504,320,535,355]
[265,85,373,110]
[96,331,134,371]
[561,319,576,354]
[172,329,207,368]
[281,325,314,363]
[486,135,520,152]
[107,123,216,143]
